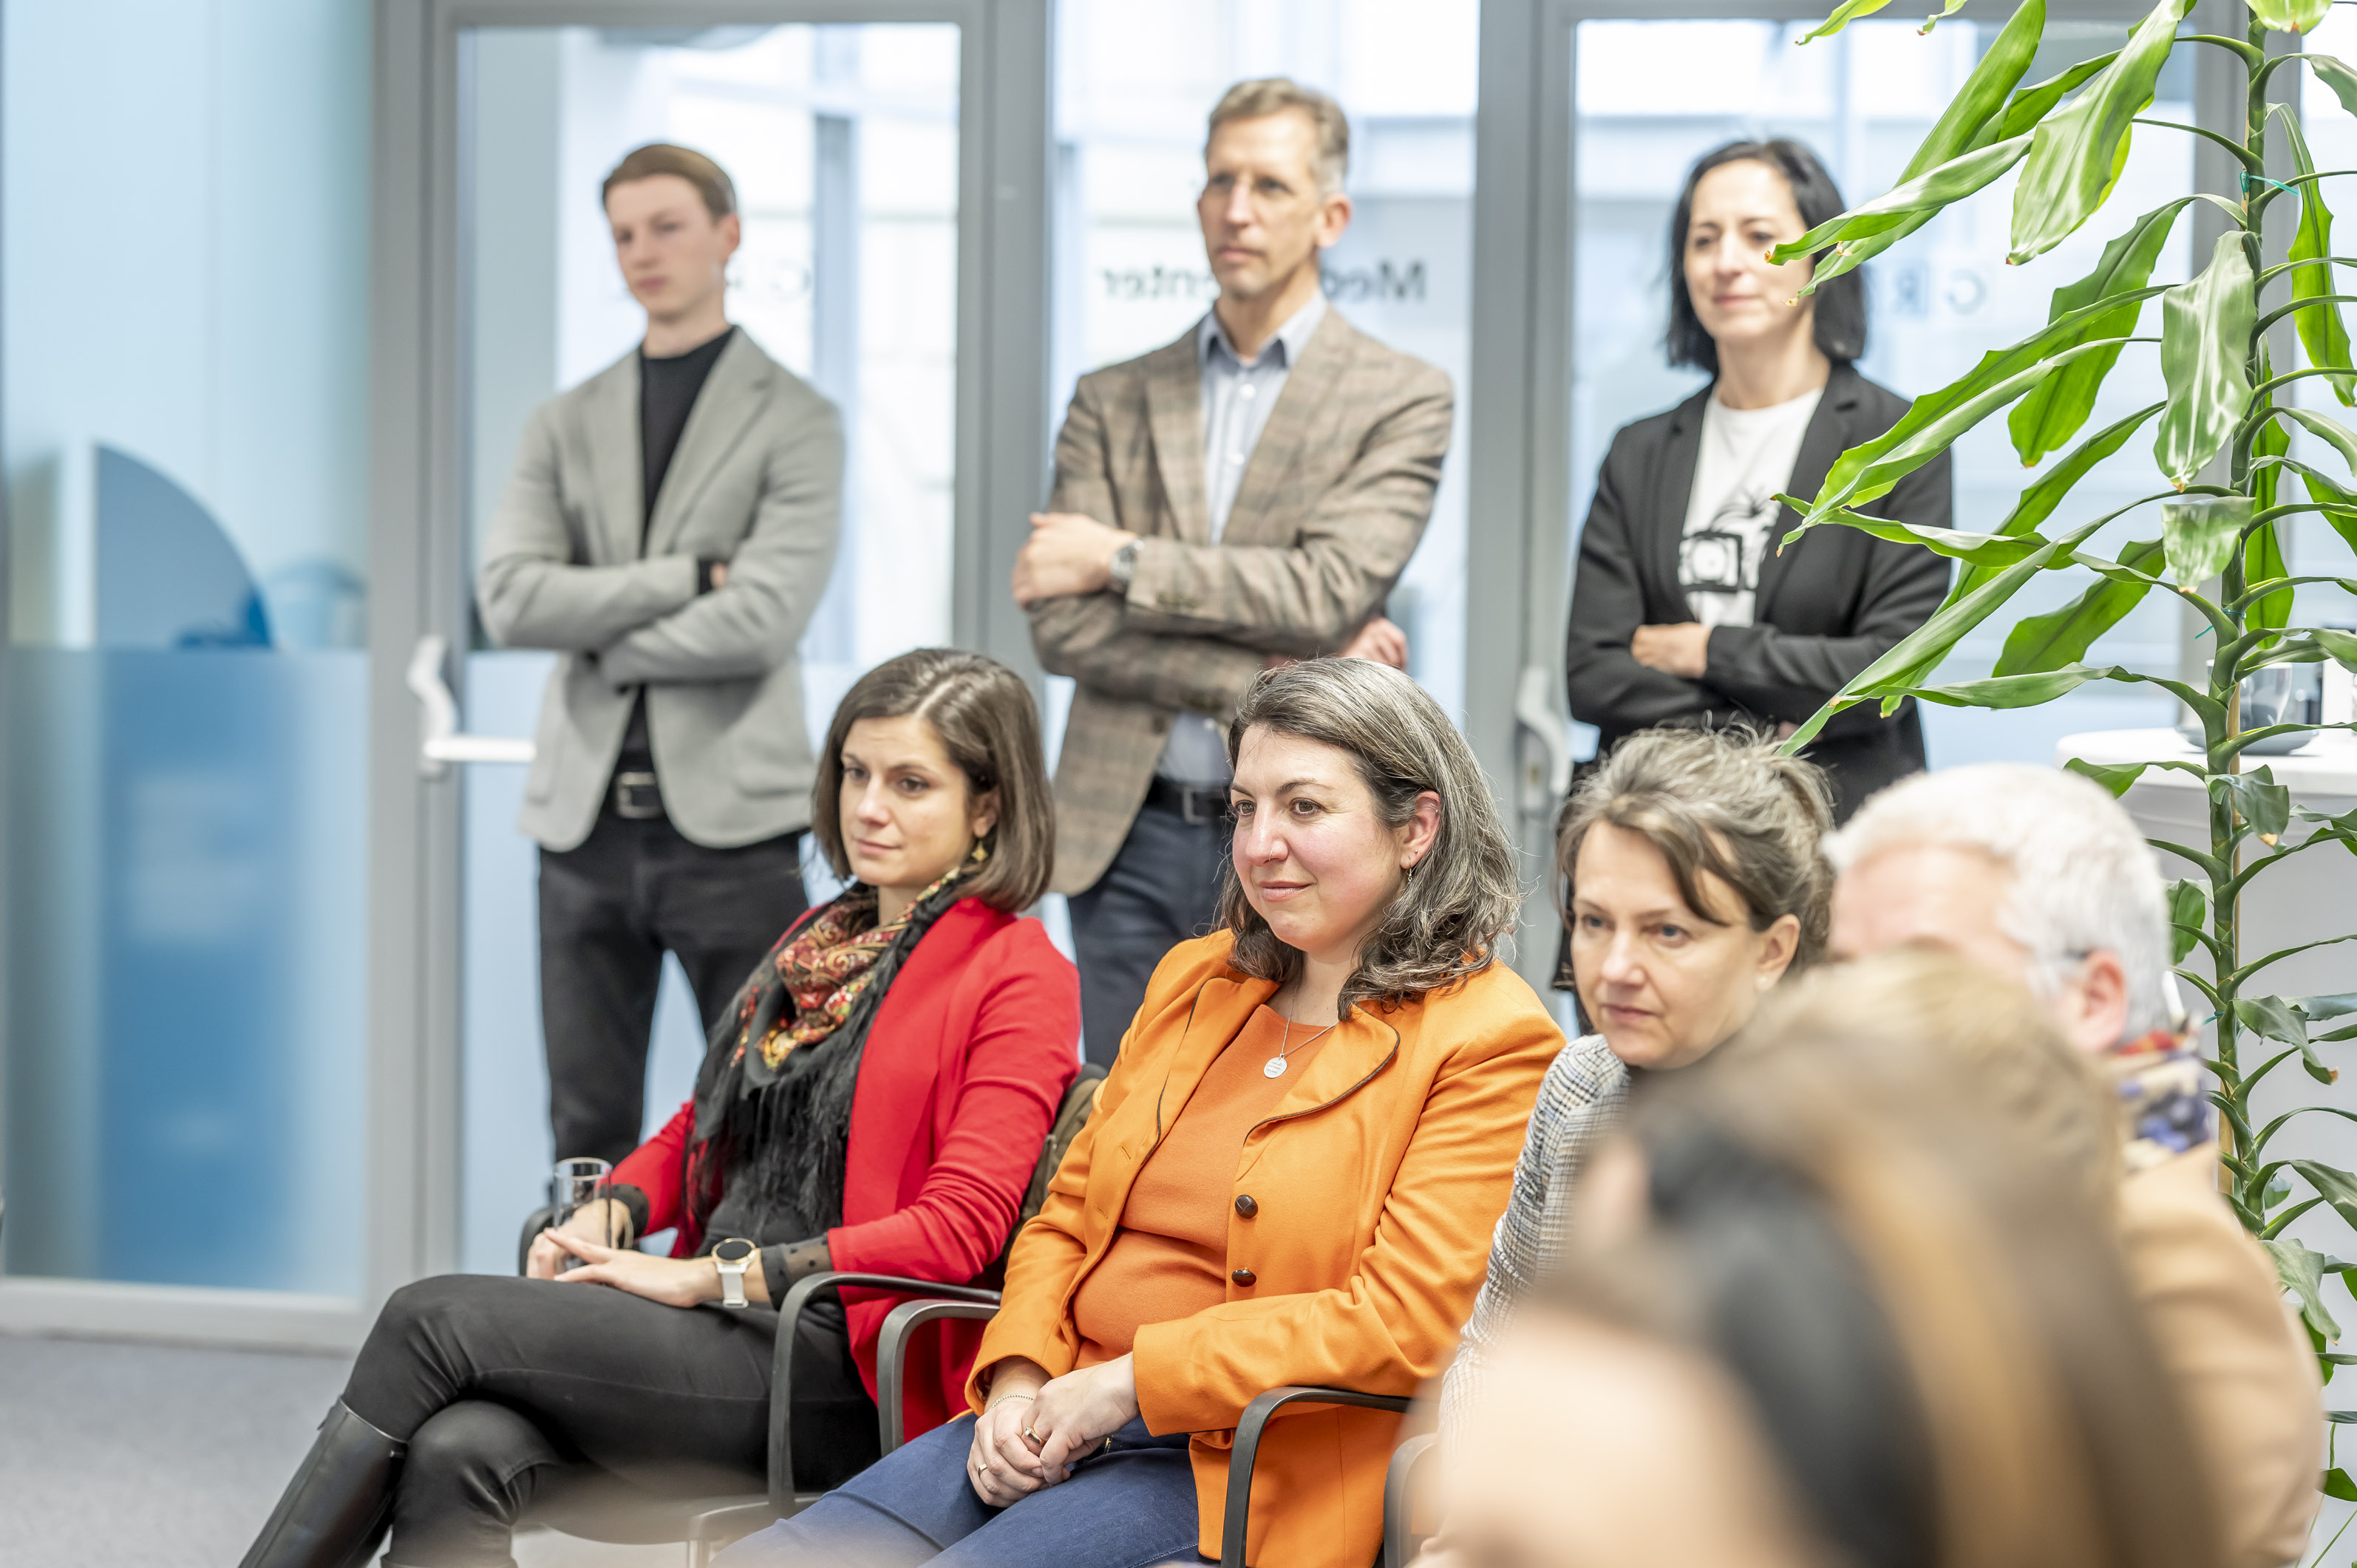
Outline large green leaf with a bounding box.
[2219,766,2293,843]
[2251,0,2333,33]
[2293,1162,2357,1230]
[1775,135,2034,262]
[1897,663,2128,709]
[2156,233,2258,488]
[2312,55,2357,121]
[1788,506,2050,569]
[1995,537,2166,674]
[2263,1237,2341,1340]
[1796,0,1897,42]
[1802,335,2142,528]
[2009,200,2192,464]
[2247,520,2293,644]
[2009,0,2197,263]
[1998,52,2118,141]
[2282,115,2357,406]
[2285,406,2357,477]
[2166,876,2205,963]
[2161,495,2253,586]
[1917,0,1972,33]
[2301,467,2357,559]
[1962,403,2164,597]
[1782,516,2114,751]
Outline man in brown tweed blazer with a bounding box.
[1012,78,1453,1063]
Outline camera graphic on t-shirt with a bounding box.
[1679,490,1778,599]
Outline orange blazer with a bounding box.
[967,930,1562,1568]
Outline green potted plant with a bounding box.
[1773,0,2357,1442]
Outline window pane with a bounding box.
[3,2,370,1293]
[457,24,960,1272]
[1569,18,2191,766]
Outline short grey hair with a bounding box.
[1220,659,1519,1011]
[1559,729,1834,967]
[1207,77,1350,195]
[1825,765,2171,1037]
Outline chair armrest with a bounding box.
[515,1205,555,1276]
[1384,1431,1438,1568]
[768,1272,1003,1516]
[876,1299,1001,1453]
[1220,1386,1413,1568]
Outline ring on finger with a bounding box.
[1022,1425,1039,1442]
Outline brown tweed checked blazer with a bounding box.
[1029,307,1453,895]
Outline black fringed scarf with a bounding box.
[687,865,973,1238]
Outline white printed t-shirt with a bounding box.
[1678,383,1825,630]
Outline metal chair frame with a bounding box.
[1217,1385,1416,1568]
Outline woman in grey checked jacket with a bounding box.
[1436,729,1834,1444]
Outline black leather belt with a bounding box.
[610,769,666,821]
[1143,777,1228,825]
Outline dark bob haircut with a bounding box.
[810,648,1055,913]
[1666,139,1865,374]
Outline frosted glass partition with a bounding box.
[1568,18,2191,766]
[457,24,961,1273]
[2,4,370,1295]
[1051,0,1478,721]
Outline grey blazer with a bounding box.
[477,331,843,851]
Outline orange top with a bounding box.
[1073,1007,1331,1364]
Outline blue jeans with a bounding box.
[714,1414,1205,1568]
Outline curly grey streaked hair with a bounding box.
[1218,659,1520,1011]
[1559,728,1834,968]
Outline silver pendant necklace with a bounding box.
[1265,999,1339,1079]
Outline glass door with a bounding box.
[446,19,967,1272]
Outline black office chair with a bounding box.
[513,1063,1106,1564]
[1217,1386,1427,1568]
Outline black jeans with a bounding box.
[342,1274,879,1567]
[539,808,808,1165]
[1067,801,1228,1068]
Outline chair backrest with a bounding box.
[973,1062,1106,1289]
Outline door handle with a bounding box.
[406,633,536,777]
[1513,664,1572,817]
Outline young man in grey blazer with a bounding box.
[1013,80,1452,1064]
[477,144,841,1166]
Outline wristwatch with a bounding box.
[712,1238,758,1309]
[1108,537,1141,593]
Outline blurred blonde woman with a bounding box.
[1446,990,2220,1568]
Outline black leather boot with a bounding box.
[237,1400,407,1568]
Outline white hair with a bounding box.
[1825,764,2173,1037]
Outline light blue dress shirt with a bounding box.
[1157,292,1330,785]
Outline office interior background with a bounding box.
[6,0,2356,1496]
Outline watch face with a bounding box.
[715,1238,755,1265]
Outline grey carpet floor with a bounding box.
[0,1332,678,1567]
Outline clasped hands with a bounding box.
[1009,512,1408,669]
[965,1354,1139,1507]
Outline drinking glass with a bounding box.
[551,1156,614,1272]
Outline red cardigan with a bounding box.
[613,896,1080,1442]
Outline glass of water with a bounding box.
[551,1157,614,1272]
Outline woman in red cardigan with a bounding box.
[238,650,1081,1568]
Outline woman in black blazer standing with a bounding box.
[1565,139,1951,822]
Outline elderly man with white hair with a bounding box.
[1827,763,2322,1568]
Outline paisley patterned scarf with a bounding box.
[687,851,979,1235]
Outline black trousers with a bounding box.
[539,808,808,1165]
[1067,801,1228,1068]
[342,1274,880,1567]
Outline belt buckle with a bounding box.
[1181,784,1220,826]
[613,771,664,820]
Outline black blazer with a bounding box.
[1564,363,1954,820]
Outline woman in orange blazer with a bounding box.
[721,659,1562,1568]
